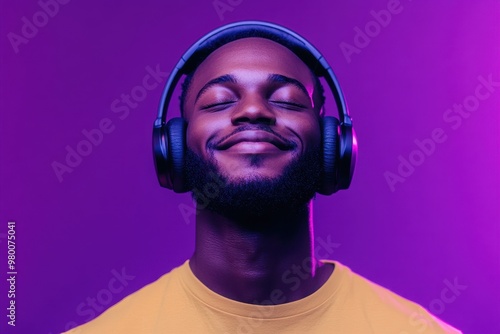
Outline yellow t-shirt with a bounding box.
[63,260,461,334]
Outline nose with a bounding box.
[231,94,276,126]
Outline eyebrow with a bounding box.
[195,74,237,103]
[194,73,310,103]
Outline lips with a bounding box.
[216,131,294,151]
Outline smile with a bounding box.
[216,131,295,151]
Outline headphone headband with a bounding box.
[156,21,352,127]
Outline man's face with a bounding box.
[184,37,322,184]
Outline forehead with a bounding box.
[191,37,315,87]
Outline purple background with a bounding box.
[1,0,499,333]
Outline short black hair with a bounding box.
[179,68,325,116]
[180,72,194,116]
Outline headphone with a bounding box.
[153,21,357,195]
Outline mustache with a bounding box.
[210,124,298,150]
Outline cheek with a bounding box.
[308,120,322,146]
[185,115,226,156]
[186,122,205,154]
[286,115,322,150]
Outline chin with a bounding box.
[185,146,322,220]
[215,152,295,177]
[222,168,285,184]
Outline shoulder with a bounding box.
[326,260,462,334]
[62,262,186,334]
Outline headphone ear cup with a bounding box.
[152,121,170,189]
[318,116,339,195]
[166,118,189,193]
[337,122,357,190]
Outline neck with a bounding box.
[189,201,333,304]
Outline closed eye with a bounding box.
[270,100,307,110]
[200,101,236,110]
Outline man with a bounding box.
[64,22,461,333]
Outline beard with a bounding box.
[185,145,322,225]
